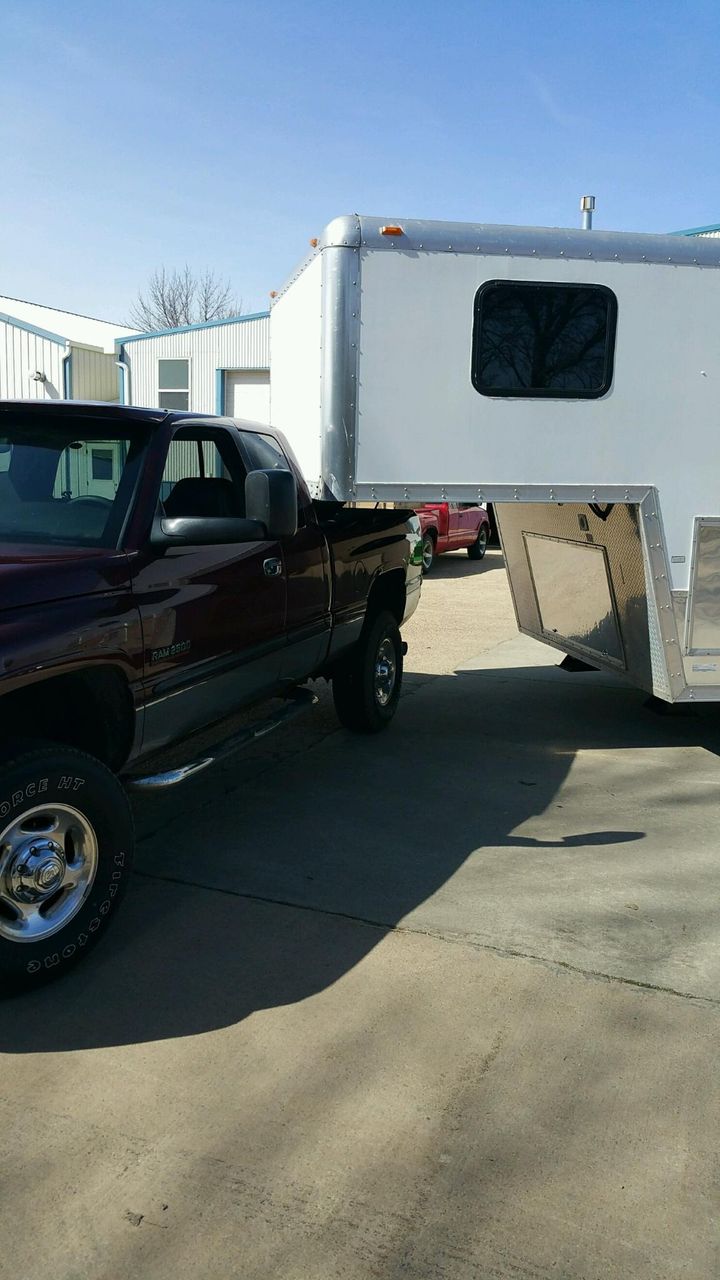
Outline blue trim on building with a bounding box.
[670,223,720,237]
[215,368,225,416]
[0,311,67,345]
[115,310,270,346]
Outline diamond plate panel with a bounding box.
[497,502,655,692]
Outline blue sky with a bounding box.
[1,0,719,324]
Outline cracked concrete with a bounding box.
[1,548,719,1279]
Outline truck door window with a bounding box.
[160,431,247,518]
[472,280,617,399]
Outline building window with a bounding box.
[158,359,190,410]
[472,281,617,399]
[91,448,114,481]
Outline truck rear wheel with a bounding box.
[467,525,488,560]
[0,744,134,994]
[333,610,403,733]
[421,532,436,573]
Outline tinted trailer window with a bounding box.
[472,280,617,398]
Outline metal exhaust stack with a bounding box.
[580,195,596,230]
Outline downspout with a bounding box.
[62,347,72,494]
[62,348,72,399]
[115,345,131,404]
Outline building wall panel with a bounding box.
[70,345,118,401]
[121,315,270,414]
[0,319,64,399]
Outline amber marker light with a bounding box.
[309,238,319,247]
[380,225,404,236]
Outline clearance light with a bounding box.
[309,237,319,248]
[380,225,404,237]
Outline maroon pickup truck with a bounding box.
[0,401,422,991]
[416,502,490,572]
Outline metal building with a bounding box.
[0,296,136,401]
[115,312,270,421]
[671,223,720,239]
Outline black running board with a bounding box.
[126,687,319,791]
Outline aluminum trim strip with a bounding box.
[320,244,361,500]
[354,483,652,504]
[639,489,686,701]
[319,216,720,269]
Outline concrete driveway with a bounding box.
[2,549,719,1279]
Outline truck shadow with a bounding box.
[2,658,720,1052]
[426,549,505,579]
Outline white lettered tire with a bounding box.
[0,745,134,994]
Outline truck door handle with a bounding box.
[263,557,283,578]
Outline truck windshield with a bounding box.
[0,418,149,548]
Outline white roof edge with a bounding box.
[0,295,140,354]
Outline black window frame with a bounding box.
[237,428,308,529]
[471,279,618,400]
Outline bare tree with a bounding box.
[128,267,242,331]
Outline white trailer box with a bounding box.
[270,214,720,703]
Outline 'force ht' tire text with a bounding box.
[0,745,134,994]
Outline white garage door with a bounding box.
[225,370,270,424]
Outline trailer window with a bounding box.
[472,281,617,398]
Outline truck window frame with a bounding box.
[471,279,618,400]
[155,424,249,517]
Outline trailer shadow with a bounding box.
[3,657,720,1052]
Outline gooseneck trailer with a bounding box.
[270,214,720,704]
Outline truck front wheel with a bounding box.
[0,744,134,994]
[333,610,403,733]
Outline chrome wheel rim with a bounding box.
[422,538,434,571]
[0,803,99,943]
[374,637,397,707]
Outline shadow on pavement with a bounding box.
[3,655,720,1052]
[424,550,505,579]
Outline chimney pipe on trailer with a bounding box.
[580,195,596,230]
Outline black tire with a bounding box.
[467,525,488,560]
[0,744,134,995]
[421,531,436,574]
[332,610,403,733]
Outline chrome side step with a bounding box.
[126,687,319,791]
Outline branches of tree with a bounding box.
[128,267,242,331]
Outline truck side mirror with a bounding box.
[246,468,298,539]
[151,515,268,548]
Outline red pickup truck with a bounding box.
[0,401,422,991]
[416,502,490,572]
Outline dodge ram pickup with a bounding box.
[0,401,421,991]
